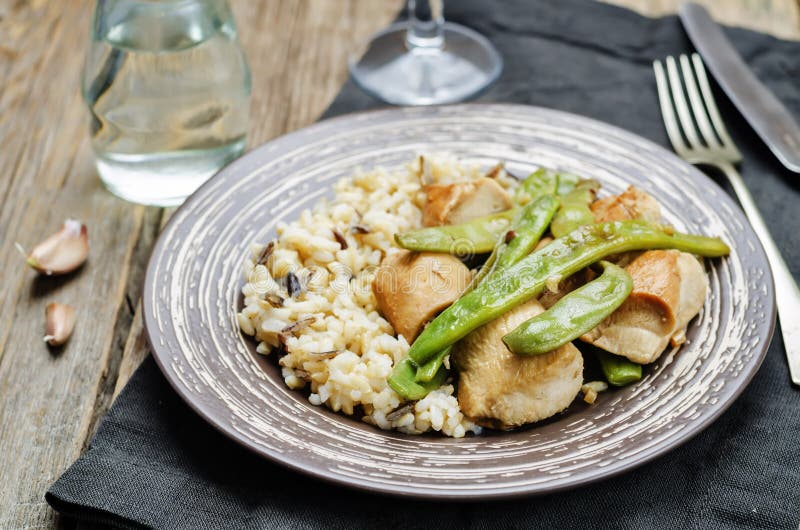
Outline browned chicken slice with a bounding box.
[668,251,710,347]
[373,250,471,342]
[581,250,708,364]
[422,177,513,227]
[591,185,664,268]
[591,185,662,224]
[452,300,583,429]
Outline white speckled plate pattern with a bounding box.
[143,104,775,499]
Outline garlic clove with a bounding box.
[44,302,76,346]
[25,219,89,275]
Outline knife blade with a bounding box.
[680,3,800,173]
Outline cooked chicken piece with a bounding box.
[373,250,471,342]
[581,250,708,364]
[422,177,513,227]
[668,251,709,347]
[452,300,583,429]
[591,185,663,268]
[591,185,662,224]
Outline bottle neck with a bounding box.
[94,0,234,51]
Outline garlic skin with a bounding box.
[44,303,76,346]
[25,219,89,275]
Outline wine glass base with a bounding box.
[349,21,503,106]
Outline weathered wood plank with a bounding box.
[0,0,399,527]
[0,167,146,528]
[113,209,173,400]
[0,0,92,363]
[0,1,148,528]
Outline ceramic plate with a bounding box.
[143,104,775,499]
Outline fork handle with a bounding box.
[718,161,800,385]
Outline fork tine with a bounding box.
[665,56,703,149]
[679,54,721,150]
[654,59,689,158]
[691,53,743,161]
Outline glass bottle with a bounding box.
[83,0,251,206]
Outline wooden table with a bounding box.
[0,0,797,527]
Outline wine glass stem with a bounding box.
[406,0,444,51]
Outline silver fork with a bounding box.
[654,53,800,386]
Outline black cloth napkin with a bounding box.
[48,0,800,528]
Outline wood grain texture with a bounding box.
[0,1,399,528]
[0,0,794,527]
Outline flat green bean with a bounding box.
[556,172,582,196]
[503,261,632,355]
[596,350,643,386]
[470,194,559,288]
[514,168,559,205]
[496,195,560,270]
[395,209,517,254]
[406,220,729,365]
[550,179,600,238]
[388,358,449,401]
[414,346,452,383]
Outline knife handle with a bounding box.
[718,161,800,385]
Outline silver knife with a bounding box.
[680,3,800,173]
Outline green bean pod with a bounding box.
[414,346,452,383]
[550,179,600,238]
[406,220,729,365]
[388,358,449,401]
[395,209,517,254]
[471,194,560,288]
[502,261,632,355]
[596,351,643,386]
[556,172,583,196]
[496,195,560,270]
[514,168,560,205]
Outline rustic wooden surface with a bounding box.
[0,0,797,528]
